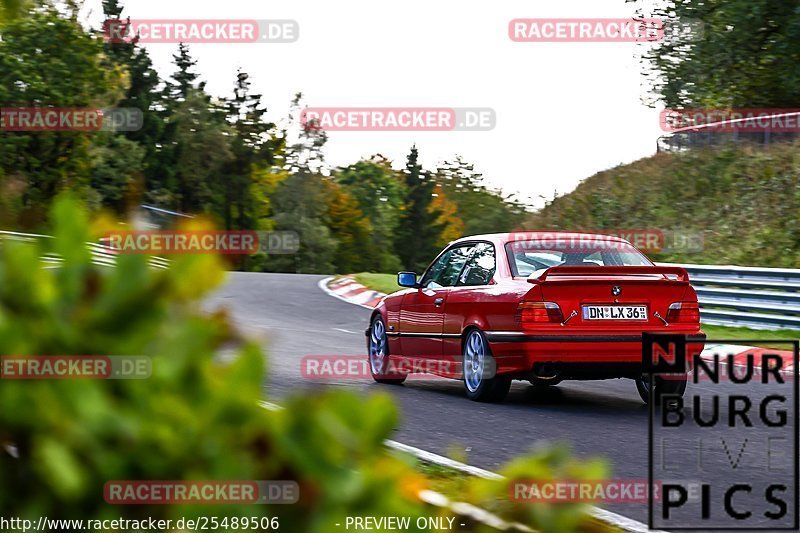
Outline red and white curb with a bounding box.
[700,344,795,376]
[321,276,386,309]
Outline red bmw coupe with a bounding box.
[366,232,704,403]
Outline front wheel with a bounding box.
[463,329,511,402]
[635,374,687,404]
[368,316,406,384]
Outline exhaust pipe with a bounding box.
[529,363,562,385]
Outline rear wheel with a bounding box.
[635,374,687,404]
[368,316,406,384]
[463,329,511,402]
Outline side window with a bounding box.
[421,245,474,288]
[457,243,496,286]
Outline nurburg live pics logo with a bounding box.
[643,333,799,530]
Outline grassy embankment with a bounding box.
[526,141,800,268]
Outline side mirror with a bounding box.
[397,271,419,288]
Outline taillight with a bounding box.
[516,301,563,327]
[667,302,700,323]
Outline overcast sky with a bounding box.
[80,0,667,207]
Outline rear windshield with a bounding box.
[505,236,652,277]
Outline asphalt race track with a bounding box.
[206,272,798,527]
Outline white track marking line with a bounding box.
[332,327,359,335]
[385,439,502,480]
[259,400,282,411]
[258,400,657,532]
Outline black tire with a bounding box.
[635,374,687,404]
[463,329,511,402]
[368,316,406,384]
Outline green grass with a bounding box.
[701,324,800,349]
[405,457,620,532]
[413,460,472,497]
[353,272,401,295]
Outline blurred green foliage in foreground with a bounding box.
[0,195,607,532]
[0,195,429,528]
[482,446,610,533]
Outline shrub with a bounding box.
[0,195,430,529]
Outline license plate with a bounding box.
[582,305,648,320]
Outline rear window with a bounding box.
[505,236,652,277]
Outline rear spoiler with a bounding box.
[527,265,690,283]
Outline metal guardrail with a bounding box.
[660,262,800,330]
[656,111,800,153]
[0,230,170,270]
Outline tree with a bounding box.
[147,42,203,209]
[220,70,282,230]
[283,92,327,175]
[0,0,29,26]
[264,173,337,273]
[430,183,464,248]
[259,94,335,273]
[166,42,203,102]
[394,146,444,272]
[334,156,405,272]
[0,7,126,225]
[434,156,527,236]
[101,0,165,209]
[88,134,145,211]
[169,90,234,213]
[149,44,234,214]
[639,0,800,109]
[325,181,373,273]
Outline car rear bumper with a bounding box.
[486,331,706,375]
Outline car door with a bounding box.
[399,244,474,360]
[442,242,497,359]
